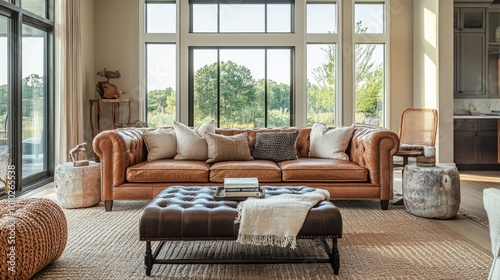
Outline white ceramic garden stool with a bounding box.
[54,161,101,208]
[402,163,460,219]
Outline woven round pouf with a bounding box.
[0,198,67,280]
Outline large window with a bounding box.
[144,0,177,127]
[190,48,292,128]
[0,0,54,193]
[190,1,293,33]
[187,1,294,127]
[307,2,338,126]
[140,0,389,129]
[146,44,176,127]
[0,16,9,173]
[22,25,48,178]
[354,1,387,126]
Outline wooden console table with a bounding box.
[89,98,131,139]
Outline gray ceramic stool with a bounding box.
[402,163,460,219]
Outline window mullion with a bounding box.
[353,33,386,43]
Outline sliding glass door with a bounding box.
[22,24,48,178]
[0,15,10,193]
[0,1,54,193]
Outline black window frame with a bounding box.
[0,0,54,195]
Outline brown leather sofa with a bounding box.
[93,124,400,211]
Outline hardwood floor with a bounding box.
[20,165,499,256]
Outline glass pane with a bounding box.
[463,11,483,29]
[22,0,46,18]
[0,16,9,182]
[267,4,292,33]
[307,44,336,126]
[146,44,176,127]
[219,49,264,128]
[307,3,336,33]
[146,3,176,33]
[220,4,265,33]
[354,44,384,126]
[22,25,47,177]
[192,4,217,33]
[267,49,291,126]
[193,49,218,126]
[355,3,384,33]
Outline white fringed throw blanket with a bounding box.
[235,189,330,249]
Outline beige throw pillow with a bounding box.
[173,120,215,160]
[205,132,253,164]
[309,123,355,160]
[142,128,177,161]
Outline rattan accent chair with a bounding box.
[395,108,438,166]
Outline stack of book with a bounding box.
[223,177,260,197]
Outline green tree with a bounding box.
[147,87,176,127]
[354,23,383,122]
[193,61,261,128]
[22,74,44,138]
[307,44,336,126]
[307,22,384,126]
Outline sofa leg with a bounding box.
[104,200,113,211]
[381,200,389,210]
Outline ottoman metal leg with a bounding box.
[320,238,340,275]
[144,242,153,276]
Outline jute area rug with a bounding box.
[33,199,492,280]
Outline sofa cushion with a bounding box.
[251,131,298,162]
[126,159,210,183]
[174,120,215,160]
[205,132,253,164]
[209,160,282,183]
[142,128,177,161]
[309,123,355,160]
[279,158,368,182]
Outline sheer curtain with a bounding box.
[55,0,84,164]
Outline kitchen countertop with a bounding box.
[454,114,500,119]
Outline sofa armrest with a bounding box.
[348,124,400,204]
[93,129,146,206]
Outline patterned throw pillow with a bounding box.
[251,131,298,162]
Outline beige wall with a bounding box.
[81,0,95,155]
[412,0,454,163]
[93,0,140,132]
[390,0,414,133]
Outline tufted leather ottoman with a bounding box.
[139,186,343,276]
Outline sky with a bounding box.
[0,37,44,86]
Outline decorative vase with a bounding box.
[495,26,500,42]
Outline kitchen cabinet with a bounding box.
[454,118,500,168]
[488,8,500,97]
[454,8,487,98]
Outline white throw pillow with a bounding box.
[142,128,177,161]
[309,123,355,160]
[173,120,215,160]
